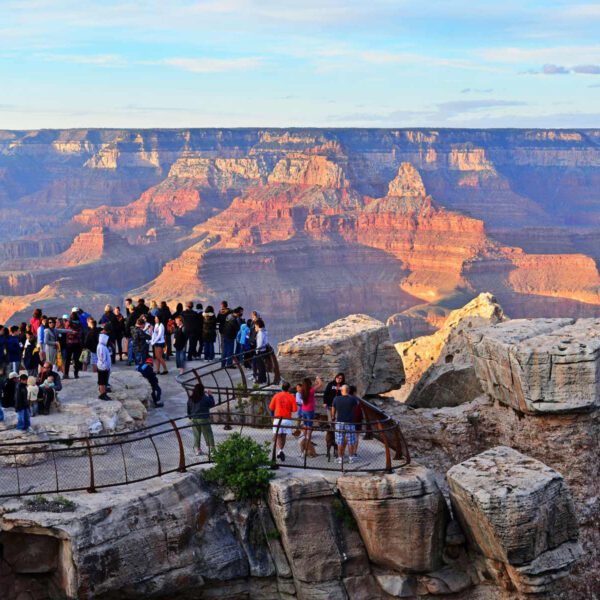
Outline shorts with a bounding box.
[300,410,315,428]
[272,418,294,435]
[335,422,357,446]
[97,369,109,386]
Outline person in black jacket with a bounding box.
[221,307,241,368]
[173,316,188,374]
[202,307,217,361]
[15,373,30,431]
[323,373,346,421]
[187,381,215,455]
[181,302,200,361]
[157,301,172,358]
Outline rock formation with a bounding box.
[395,293,506,408]
[277,314,405,396]
[447,447,582,594]
[467,318,600,414]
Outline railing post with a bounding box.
[169,419,187,473]
[377,422,393,473]
[271,417,281,469]
[85,438,97,493]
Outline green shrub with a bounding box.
[203,433,274,500]
[332,496,358,531]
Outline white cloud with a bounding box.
[155,56,263,73]
[482,45,600,65]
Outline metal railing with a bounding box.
[0,347,409,498]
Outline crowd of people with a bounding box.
[0,298,271,434]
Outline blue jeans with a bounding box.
[134,349,147,366]
[175,350,187,370]
[203,341,215,361]
[127,338,134,363]
[222,338,235,367]
[17,408,31,431]
[0,404,4,421]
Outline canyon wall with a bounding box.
[1,129,600,339]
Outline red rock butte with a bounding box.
[1,128,600,339]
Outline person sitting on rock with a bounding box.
[137,357,164,407]
[38,361,62,393]
[269,382,298,462]
[38,375,57,415]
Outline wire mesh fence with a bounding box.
[0,410,409,498]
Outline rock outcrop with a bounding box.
[395,293,505,408]
[447,446,582,594]
[467,318,600,414]
[277,314,405,396]
[337,468,449,573]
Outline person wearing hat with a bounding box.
[136,357,163,407]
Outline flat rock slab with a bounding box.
[467,318,600,414]
[447,446,581,593]
[277,314,404,396]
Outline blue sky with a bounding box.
[1,0,599,128]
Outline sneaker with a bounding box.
[154,401,164,407]
[277,451,286,462]
[348,456,356,464]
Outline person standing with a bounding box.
[216,300,231,355]
[173,316,188,375]
[157,301,172,358]
[96,333,112,401]
[269,382,297,462]
[181,302,200,361]
[323,373,346,421]
[299,376,323,446]
[131,318,151,366]
[63,313,83,379]
[332,385,360,464]
[221,307,241,368]
[187,381,216,456]
[202,306,217,361]
[15,373,31,432]
[7,326,22,374]
[113,306,126,360]
[253,319,268,383]
[37,316,48,363]
[151,315,168,375]
[43,318,58,368]
[30,308,42,336]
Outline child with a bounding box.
[38,375,56,415]
[137,358,164,407]
[23,333,40,376]
[27,375,39,417]
[15,373,31,431]
[295,383,304,421]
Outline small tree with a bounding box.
[203,433,274,500]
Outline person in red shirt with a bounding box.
[269,382,298,462]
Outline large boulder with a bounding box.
[396,293,505,408]
[467,318,600,414]
[447,446,582,594]
[277,314,404,396]
[268,473,377,600]
[337,468,449,573]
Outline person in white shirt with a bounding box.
[253,318,269,384]
[150,315,168,375]
[96,333,112,401]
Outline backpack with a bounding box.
[167,319,176,334]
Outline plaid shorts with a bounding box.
[335,422,357,446]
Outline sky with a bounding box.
[1,0,600,129]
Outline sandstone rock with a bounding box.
[396,292,505,396]
[467,317,600,414]
[374,572,417,597]
[447,446,582,593]
[268,473,371,598]
[337,468,449,573]
[420,565,473,594]
[277,314,404,396]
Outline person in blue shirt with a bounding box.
[7,326,22,373]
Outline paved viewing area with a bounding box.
[0,357,408,498]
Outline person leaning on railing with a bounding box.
[187,381,216,456]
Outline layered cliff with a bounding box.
[2,128,600,338]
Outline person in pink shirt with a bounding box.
[299,375,323,451]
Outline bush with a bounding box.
[203,433,274,500]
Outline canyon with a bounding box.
[1,128,600,339]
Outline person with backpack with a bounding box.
[187,381,215,456]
